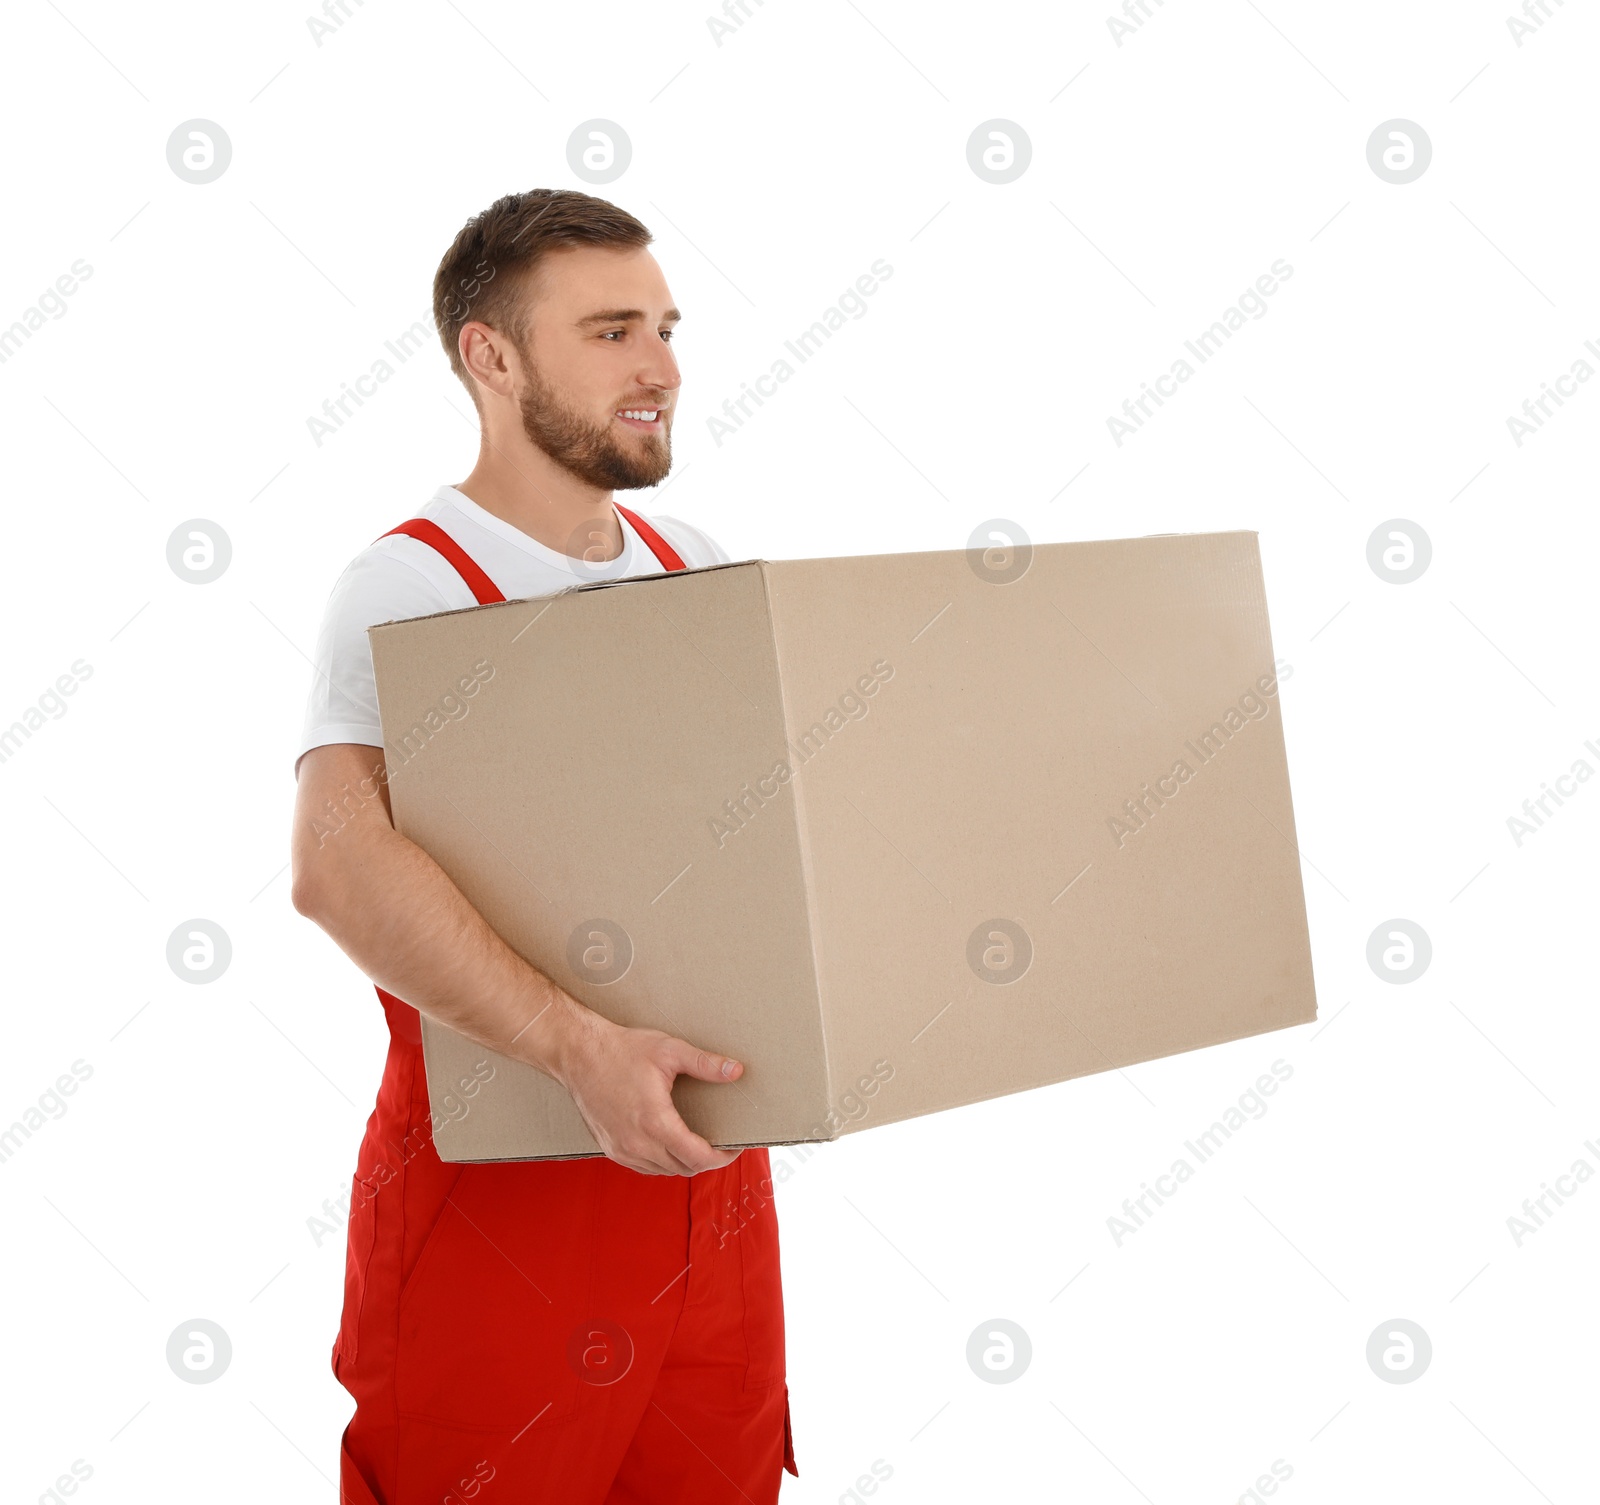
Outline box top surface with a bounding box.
[364,530,1260,635]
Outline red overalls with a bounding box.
[333,505,798,1504]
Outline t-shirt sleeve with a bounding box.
[294,549,453,778]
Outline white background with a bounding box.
[2,0,1597,1500]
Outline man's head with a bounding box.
[433,189,681,492]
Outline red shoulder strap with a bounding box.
[375,518,505,605]
[616,503,687,572]
[378,506,685,601]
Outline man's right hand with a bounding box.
[551,1007,746,1177]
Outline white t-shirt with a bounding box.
[294,483,731,777]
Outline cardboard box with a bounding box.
[369,529,1316,1162]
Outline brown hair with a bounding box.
[432,189,653,406]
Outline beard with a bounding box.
[515,359,673,491]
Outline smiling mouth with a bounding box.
[615,406,665,430]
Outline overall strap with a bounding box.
[616,503,686,571]
[377,518,505,605]
[376,505,686,606]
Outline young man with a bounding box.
[291,190,796,1504]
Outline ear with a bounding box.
[460,319,520,401]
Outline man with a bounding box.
[291,189,796,1504]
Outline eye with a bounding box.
[661,328,675,342]
[601,329,625,341]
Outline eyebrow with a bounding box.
[575,307,682,328]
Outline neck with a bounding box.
[454,418,622,561]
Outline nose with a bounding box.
[640,338,681,400]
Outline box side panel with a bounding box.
[370,563,830,1161]
[764,532,1316,1138]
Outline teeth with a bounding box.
[619,410,658,421]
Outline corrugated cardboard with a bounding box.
[369,530,1316,1162]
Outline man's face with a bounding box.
[509,245,682,492]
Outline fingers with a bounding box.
[605,1110,737,1178]
[602,1137,690,1177]
[651,1038,743,1173]
[615,1151,689,1177]
[577,1030,747,1176]
[659,1117,739,1176]
[664,1036,743,1085]
[612,1145,710,1177]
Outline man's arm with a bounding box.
[290,741,743,1176]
